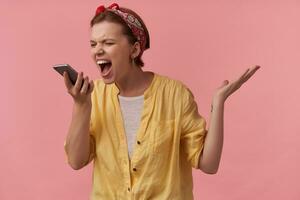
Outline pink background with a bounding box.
[1,0,299,199]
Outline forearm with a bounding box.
[199,98,224,174]
[64,102,92,170]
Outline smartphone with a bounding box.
[53,63,90,90]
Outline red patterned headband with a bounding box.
[95,3,147,54]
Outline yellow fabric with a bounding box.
[64,72,207,200]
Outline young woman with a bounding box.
[63,3,260,199]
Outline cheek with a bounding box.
[111,47,129,61]
[90,49,96,59]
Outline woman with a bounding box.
[63,3,260,200]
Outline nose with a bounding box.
[92,43,105,55]
[96,48,105,56]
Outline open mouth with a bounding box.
[97,60,112,75]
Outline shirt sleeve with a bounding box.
[180,86,208,169]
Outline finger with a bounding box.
[80,76,89,94]
[230,68,249,88]
[87,79,94,94]
[217,80,229,89]
[226,65,260,96]
[63,71,73,90]
[240,68,251,80]
[244,65,260,81]
[74,72,84,91]
[234,65,260,89]
[230,68,250,86]
[238,65,259,84]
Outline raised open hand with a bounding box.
[213,65,261,103]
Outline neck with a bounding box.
[115,66,153,97]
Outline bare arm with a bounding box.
[199,99,224,174]
[63,71,95,170]
[199,66,260,174]
[64,102,92,170]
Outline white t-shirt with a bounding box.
[118,94,144,159]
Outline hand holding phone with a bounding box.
[53,64,94,104]
[53,63,81,84]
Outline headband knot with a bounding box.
[95,3,147,55]
[95,5,104,14]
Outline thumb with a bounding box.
[218,80,229,89]
[223,80,229,85]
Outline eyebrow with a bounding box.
[90,38,116,43]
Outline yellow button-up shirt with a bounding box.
[65,72,207,200]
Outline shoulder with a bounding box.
[156,73,193,97]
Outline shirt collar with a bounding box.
[112,72,158,99]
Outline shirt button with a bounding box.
[137,141,141,145]
[128,187,131,192]
[133,168,137,172]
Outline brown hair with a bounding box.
[90,7,150,67]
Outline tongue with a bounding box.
[102,63,112,75]
[103,64,110,73]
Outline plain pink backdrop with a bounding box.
[1,0,299,199]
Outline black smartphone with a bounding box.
[53,63,90,90]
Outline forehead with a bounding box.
[90,21,124,41]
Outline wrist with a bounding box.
[212,95,225,106]
[73,102,92,113]
[211,96,225,111]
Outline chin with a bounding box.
[100,69,115,85]
[102,77,115,85]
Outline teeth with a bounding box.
[97,60,111,65]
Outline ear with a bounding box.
[130,42,141,59]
